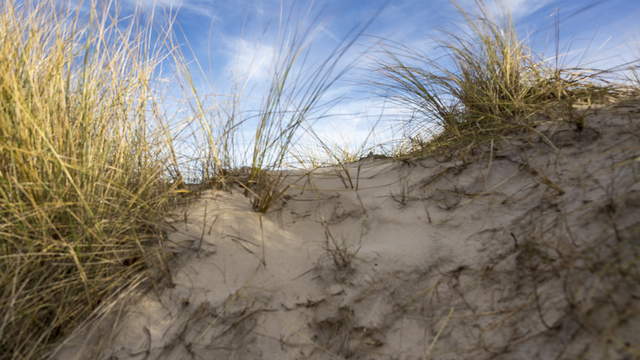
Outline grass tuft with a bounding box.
[377,0,634,157]
[0,1,179,358]
[181,6,379,213]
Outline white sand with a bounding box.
[54,100,640,359]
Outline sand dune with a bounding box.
[54,101,640,359]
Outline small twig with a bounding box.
[424,204,433,224]
[259,215,266,267]
[424,307,454,359]
[198,202,208,252]
[484,138,494,190]
[355,163,362,191]
[533,278,554,330]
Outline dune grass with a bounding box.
[177,8,378,213]
[377,1,635,158]
[243,14,381,212]
[0,0,637,358]
[0,1,180,358]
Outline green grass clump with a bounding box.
[378,1,630,156]
[0,1,178,358]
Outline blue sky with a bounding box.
[72,0,640,158]
[133,0,639,80]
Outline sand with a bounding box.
[53,100,640,359]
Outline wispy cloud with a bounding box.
[135,0,184,8]
[458,0,553,20]
[125,0,214,18]
[224,38,276,85]
[491,0,552,19]
[299,97,407,154]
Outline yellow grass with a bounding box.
[0,1,180,358]
[1,0,637,358]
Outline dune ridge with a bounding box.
[54,99,640,360]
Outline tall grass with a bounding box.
[246,18,368,211]
[0,1,179,358]
[179,7,378,212]
[377,1,628,155]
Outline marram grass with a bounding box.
[377,0,634,157]
[0,0,637,358]
[0,1,178,358]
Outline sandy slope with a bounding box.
[54,101,640,359]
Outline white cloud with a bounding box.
[458,0,552,20]
[155,0,184,7]
[491,0,552,19]
[126,0,213,18]
[298,97,408,157]
[128,0,183,9]
[224,38,275,85]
